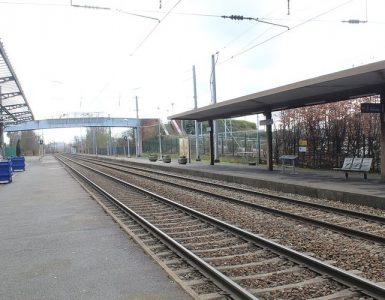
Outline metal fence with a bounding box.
[141,130,267,162]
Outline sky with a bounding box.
[1,0,385,142]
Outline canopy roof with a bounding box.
[170,60,385,121]
[0,41,34,126]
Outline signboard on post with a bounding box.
[260,119,274,126]
[299,139,307,153]
[179,138,189,157]
[361,103,384,113]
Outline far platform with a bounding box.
[95,155,385,209]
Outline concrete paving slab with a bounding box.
[0,156,191,300]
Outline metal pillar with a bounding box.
[158,117,163,159]
[256,114,260,164]
[93,128,97,155]
[0,86,4,158]
[211,54,219,162]
[108,127,112,156]
[193,65,200,161]
[264,110,273,171]
[127,129,130,158]
[135,96,141,157]
[380,91,385,182]
[209,119,214,165]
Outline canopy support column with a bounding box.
[209,119,214,165]
[264,110,273,171]
[0,86,4,158]
[380,91,385,182]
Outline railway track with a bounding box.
[70,155,385,245]
[58,154,385,299]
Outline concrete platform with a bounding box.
[98,155,385,209]
[0,156,191,300]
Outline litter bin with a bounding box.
[0,160,13,183]
[11,156,25,171]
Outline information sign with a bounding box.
[299,139,307,153]
[299,139,307,147]
[179,138,189,157]
[260,119,274,126]
[361,103,384,113]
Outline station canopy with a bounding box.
[0,41,34,126]
[170,60,385,121]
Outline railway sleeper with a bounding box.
[179,236,239,247]
[166,227,217,237]
[164,258,183,265]
[251,276,326,294]
[172,231,225,242]
[230,266,302,281]
[140,210,184,218]
[192,243,253,255]
[151,216,195,224]
[217,257,283,271]
[203,250,266,262]
[161,223,211,233]
[308,288,362,300]
[197,291,231,300]
[156,219,203,229]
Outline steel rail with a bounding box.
[57,155,258,300]
[74,154,385,224]
[69,155,385,245]
[60,155,385,299]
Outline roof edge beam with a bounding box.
[0,76,14,84]
[1,91,22,100]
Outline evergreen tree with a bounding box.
[16,139,21,156]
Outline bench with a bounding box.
[333,157,372,179]
[279,155,298,174]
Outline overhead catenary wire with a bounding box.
[216,3,283,56]
[0,1,67,6]
[169,6,285,90]
[221,15,289,30]
[220,0,354,65]
[130,0,182,56]
[70,0,109,10]
[116,9,160,22]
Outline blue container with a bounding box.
[11,156,25,171]
[0,160,13,183]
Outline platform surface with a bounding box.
[0,156,191,300]
[102,155,385,209]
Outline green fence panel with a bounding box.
[5,147,16,157]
